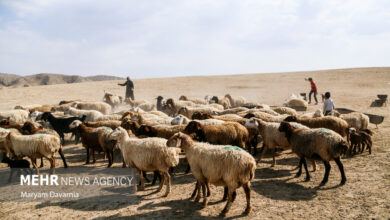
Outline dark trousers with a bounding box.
[325,111,332,116]
[126,91,134,100]
[309,90,318,103]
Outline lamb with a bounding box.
[135,124,185,139]
[271,107,297,116]
[339,112,369,130]
[1,153,32,182]
[0,110,29,123]
[85,120,121,129]
[348,128,373,155]
[278,121,348,186]
[110,127,180,196]
[179,95,207,105]
[72,101,112,115]
[167,132,256,216]
[184,121,248,149]
[284,115,350,138]
[20,121,68,168]
[244,118,316,170]
[39,112,86,144]
[210,96,231,109]
[103,92,123,108]
[5,130,61,174]
[65,107,103,122]
[178,106,220,119]
[225,94,246,107]
[171,114,190,125]
[69,120,104,164]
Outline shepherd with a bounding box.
[118,76,135,100]
[305,77,318,105]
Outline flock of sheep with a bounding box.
[0,92,374,216]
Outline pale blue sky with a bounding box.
[0,0,389,78]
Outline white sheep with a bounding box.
[5,130,61,174]
[339,112,369,130]
[64,107,103,122]
[0,110,29,123]
[225,94,246,107]
[171,114,190,125]
[72,101,112,115]
[167,132,256,216]
[110,127,180,196]
[300,109,324,118]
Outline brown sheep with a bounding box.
[284,116,350,138]
[184,121,248,149]
[136,124,185,139]
[348,128,373,155]
[85,120,121,130]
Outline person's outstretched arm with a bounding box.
[118,82,126,86]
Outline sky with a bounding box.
[0,0,389,78]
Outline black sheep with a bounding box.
[1,154,32,182]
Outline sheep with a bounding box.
[243,112,288,123]
[1,153,32,182]
[271,107,297,116]
[278,121,348,186]
[219,107,248,115]
[20,121,68,168]
[184,121,248,149]
[73,101,112,115]
[96,114,122,121]
[39,112,86,144]
[191,112,213,120]
[0,119,24,132]
[210,96,231,109]
[171,114,190,125]
[244,118,316,170]
[284,94,308,108]
[69,120,104,164]
[284,115,350,138]
[85,120,121,129]
[300,109,324,118]
[135,124,185,139]
[58,100,82,105]
[0,110,29,123]
[240,108,279,116]
[103,92,123,108]
[156,96,165,111]
[95,126,118,167]
[65,107,103,122]
[225,94,246,107]
[167,132,256,216]
[339,112,369,130]
[179,95,207,105]
[130,114,172,126]
[178,106,220,119]
[5,130,61,174]
[194,119,226,126]
[124,98,148,107]
[348,128,373,155]
[110,127,180,196]
[137,102,156,112]
[209,103,225,111]
[164,98,197,116]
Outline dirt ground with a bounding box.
[0,67,389,219]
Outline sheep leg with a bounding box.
[243,182,252,215]
[151,171,161,186]
[190,181,199,200]
[319,161,331,186]
[138,170,145,191]
[92,148,96,163]
[206,181,211,197]
[295,158,303,177]
[163,172,171,197]
[201,182,208,207]
[49,157,56,174]
[222,186,228,201]
[85,147,90,164]
[311,159,316,172]
[39,157,44,168]
[271,148,276,167]
[185,165,191,174]
[303,158,310,182]
[31,158,39,174]
[107,151,112,168]
[58,148,68,168]
[157,172,165,192]
[256,143,267,163]
[220,187,235,217]
[334,157,346,185]
[194,181,202,202]
[59,132,65,145]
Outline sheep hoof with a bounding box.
[340,179,346,185]
[304,177,310,182]
[202,201,208,207]
[163,193,169,197]
[295,172,301,178]
[219,212,227,217]
[319,181,326,187]
[244,207,252,215]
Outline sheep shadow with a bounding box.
[255,167,294,180]
[251,179,318,201]
[93,199,238,220]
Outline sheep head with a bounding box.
[244,117,259,129]
[179,95,187,101]
[0,119,10,126]
[69,120,82,129]
[284,115,297,122]
[184,121,205,141]
[243,113,256,119]
[110,127,124,140]
[136,125,152,136]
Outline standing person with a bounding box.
[118,77,134,100]
[305,77,318,104]
[323,92,334,116]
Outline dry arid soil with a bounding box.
[0,67,389,219]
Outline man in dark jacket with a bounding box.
[118,77,134,100]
